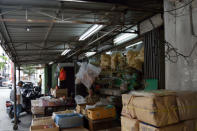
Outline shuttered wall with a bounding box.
[144,27,165,89]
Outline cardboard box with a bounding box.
[52,110,74,119]
[30,124,59,131]
[61,127,88,131]
[32,116,54,126]
[31,106,45,115]
[51,88,67,98]
[122,90,179,127]
[139,122,184,131]
[76,104,88,116]
[122,94,136,118]
[76,104,86,114]
[87,106,116,120]
[176,91,197,120]
[184,119,197,131]
[121,116,139,131]
[31,100,43,107]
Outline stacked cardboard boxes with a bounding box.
[30,116,59,131]
[51,88,67,98]
[121,90,197,131]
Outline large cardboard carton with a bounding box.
[51,88,67,98]
[139,122,184,131]
[61,127,88,131]
[122,94,136,118]
[176,91,197,120]
[122,90,179,127]
[32,116,54,126]
[31,117,59,131]
[87,106,116,120]
[31,100,43,107]
[121,116,139,131]
[184,119,197,131]
[52,110,74,119]
[31,106,45,115]
[30,124,59,131]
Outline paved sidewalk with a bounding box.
[0,88,32,131]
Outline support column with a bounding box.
[13,63,18,130]
[18,66,20,81]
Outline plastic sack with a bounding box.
[55,113,83,128]
[75,95,86,105]
[100,54,111,69]
[126,50,142,71]
[75,62,101,89]
[111,52,125,70]
[135,47,144,62]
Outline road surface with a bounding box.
[0,88,32,131]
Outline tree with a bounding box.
[22,65,36,80]
[0,55,8,70]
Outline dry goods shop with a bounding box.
[0,0,196,131]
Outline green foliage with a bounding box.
[0,55,8,70]
[22,65,36,79]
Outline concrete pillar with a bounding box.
[13,63,18,130]
[18,67,20,81]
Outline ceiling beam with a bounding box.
[17,53,59,56]
[0,11,18,63]
[0,18,111,25]
[15,49,64,51]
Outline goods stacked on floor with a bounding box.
[31,93,67,117]
[31,110,88,131]
[121,90,197,131]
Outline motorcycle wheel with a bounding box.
[13,124,18,130]
[9,111,14,119]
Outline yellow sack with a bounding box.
[136,47,144,62]
[100,54,111,69]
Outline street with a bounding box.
[0,88,32,131]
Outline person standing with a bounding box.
[12,81,23,123]
[38,75,42,88]
[37,75,42,93]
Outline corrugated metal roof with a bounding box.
[0,0,162,65]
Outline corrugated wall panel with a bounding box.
[144,27,165,89]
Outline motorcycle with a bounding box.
[6,84,43,119]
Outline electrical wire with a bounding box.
[163,41,197,63]
[165,0,194,12]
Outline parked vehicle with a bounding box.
[0,76,6,87]
[6,82,43,119]
[2,80,12,89]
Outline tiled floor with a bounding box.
[0,88,32,131]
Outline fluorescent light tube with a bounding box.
[49,61,54,65]
[79,24,103,41]
[85,52,96,57]
[126,41,143,49]
[61,49,71,56]
[114,33,138,45]
[58,0,86,2]
[106,51,112,55]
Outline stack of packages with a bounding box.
[30,116,59,131]
[87,105,116,120]
[51,88,67,98]
[31,99,45,115]
[52,110,87,130]
[121,90,197,131]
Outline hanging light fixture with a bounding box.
[79,24,103,41]
[61,49,71,56]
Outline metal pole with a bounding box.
[13,63,18,130]
[18,66,20,81]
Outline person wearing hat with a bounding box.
[12,81,23,123]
